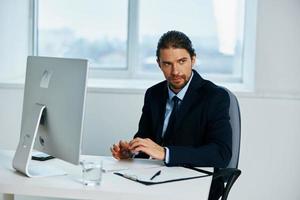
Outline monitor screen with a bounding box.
[13,56,88,177]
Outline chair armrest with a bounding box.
[213,168,241,200]
[213,168,240,181]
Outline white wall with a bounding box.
[1,0,300,200]
[233,97,300,199]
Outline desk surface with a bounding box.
[0,150,212,200]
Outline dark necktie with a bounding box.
[163,96,180,140]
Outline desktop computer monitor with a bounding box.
[13,56,88,177]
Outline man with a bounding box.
[111,30,232,199]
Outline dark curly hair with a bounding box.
[156,30,196,60]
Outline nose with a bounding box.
[171,64,179,76]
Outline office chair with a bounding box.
[210,88,242,200]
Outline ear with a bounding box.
[191,56,196,67]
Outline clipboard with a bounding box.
[113,166,213,185]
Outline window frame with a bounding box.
[30,0,257,90]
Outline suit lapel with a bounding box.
[154,82,168,144]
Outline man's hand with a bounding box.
[110,140,133,160]
[129,137,165,160]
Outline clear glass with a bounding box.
[37,0,128,69]
[80,160,103,186]
[138,0,244,76]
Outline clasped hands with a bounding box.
[110,137,165,161]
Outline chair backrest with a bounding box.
[222,87,241,169]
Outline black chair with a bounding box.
[210,88,242,200]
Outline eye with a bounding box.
[179,59,186,64]
[163,63,171,67]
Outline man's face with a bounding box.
[157,48,195,93]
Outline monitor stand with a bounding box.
[12,103,66,177]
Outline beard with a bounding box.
[168,74,189,90]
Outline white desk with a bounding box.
[0,150,212,200]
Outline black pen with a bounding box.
[150,170,161,180]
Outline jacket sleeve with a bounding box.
[134,89,153,139]
[166,88,232,168]
[133,89,153,158]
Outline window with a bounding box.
[35,0,127,70]
[137,0,245,80]
[34,0,254,85]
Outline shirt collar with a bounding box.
[168,72,194,101]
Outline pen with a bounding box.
[150,170,161,180]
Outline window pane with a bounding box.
[138,0,244,76]
[37,0,128,69]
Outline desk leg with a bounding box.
[3,194,14,200]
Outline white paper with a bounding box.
[102,158,164,172]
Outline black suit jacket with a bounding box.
[134,70,232,168]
